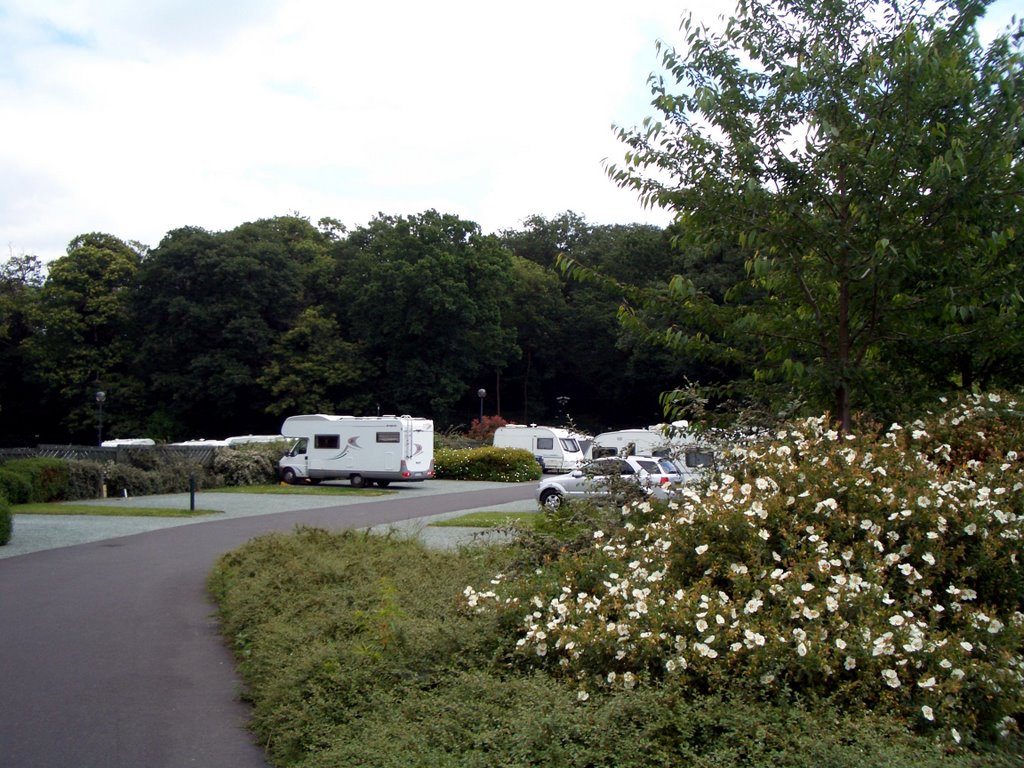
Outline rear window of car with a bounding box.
[658,458,680,473]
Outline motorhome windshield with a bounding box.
[560,438,580,452]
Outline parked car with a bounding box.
[535,455,677,510]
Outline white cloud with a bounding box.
[3,0,1016,262]
[1,0,693,261]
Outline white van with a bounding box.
[279,414,434,487]
[592,423,715,483]
[492,424,586,473]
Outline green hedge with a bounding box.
[0,495,11,545]
[434,447,542,482]
[0,458,69,503]
[0,468,34,505]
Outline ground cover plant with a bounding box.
[211,392,1022,766]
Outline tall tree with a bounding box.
[130,216,330,439]
[259,307,374,418]
[0,253,45,444]
[607,0,1024,429]
[22,234,142,441]
[335,211,518,425]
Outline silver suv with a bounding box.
[535,455,680,510]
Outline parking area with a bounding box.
[0,480,539,559]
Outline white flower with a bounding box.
[695,544,709,555]
[922,705,934,721]
[889,615,905,627]
[951,728,961,744]
[922,552,936,566]
[882,669,901,688]
[577,690,590,702]
[918,677,937,689]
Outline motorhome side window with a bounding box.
[686,450,715,468]
[314,434,340,449]
[560,438,580,452]
[376,432,400,443]
[536,437,554,450]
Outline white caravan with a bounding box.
[592,423,715,483]
[492,424,586,473]
[279,414,434,487]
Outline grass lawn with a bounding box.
[430,510,540,528]
[14,503,221,517]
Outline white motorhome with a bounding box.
[592,423,715,483]
[278,414,434,487]
[492,424,586,473]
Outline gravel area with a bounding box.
[1,480,539,559]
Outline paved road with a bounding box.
[0,482,536,768]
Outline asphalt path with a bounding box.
[0,482,536,768]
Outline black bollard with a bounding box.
[189,475,196,511]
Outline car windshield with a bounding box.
[658,458,681,474]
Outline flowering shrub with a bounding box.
[434,447,541,482]
[464,393,1024,745]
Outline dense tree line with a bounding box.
[0,211,729,445]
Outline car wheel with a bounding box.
[539,489,562,510]
[281,467,297,484]
[350,474,365,488]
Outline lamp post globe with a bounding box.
[95,390,106,446]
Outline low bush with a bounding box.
[212,443,288,486]
[434,447,542,482]
[0,458,69,502]
[209,525,1018,767]
[0,467,34,505]
[0,495,12,545]
[100,458,210,498]
[64,460,106,500]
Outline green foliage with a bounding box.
[0,458,69,502]
[0,468,33,505]
[212,443,289,487]
[100,459,210,498]
[0,494,11,545]
[21,234,142,440]
[434,447,542,482]
[470,392,1024,747]
[208,524,1021,766]
[259,307,374,418]
[128,217,331,438]
[208,528,514,766]
[335,211,519,423]
[607,0,1024,427]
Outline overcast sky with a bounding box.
[2,1,1018,264]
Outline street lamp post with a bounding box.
[95,390,106,446]
[556,395,570,424]
[477,388,486,423]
